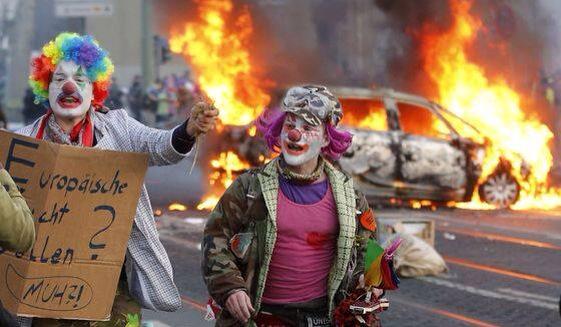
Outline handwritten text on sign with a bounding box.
[0,130,148,320]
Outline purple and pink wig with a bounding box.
[255,110,353,161]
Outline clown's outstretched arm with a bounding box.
[0,169,35,252]
[125,101,218,166]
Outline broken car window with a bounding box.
[340,98,388,131]
[397,102,451,139]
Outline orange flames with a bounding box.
[169,0,270,126]
[173,0,561,211]
[420,0,560,209]
[341,99,388,131]
[170,0,271,210]
[196,151,251,210]
[168,202,188,211]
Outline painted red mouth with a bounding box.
[56,94,82,109]
[283,140,309,155]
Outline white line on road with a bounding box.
[141,320,172,327]
[418,276,558,311]
[495,288,559,303]
[378,209,561,241]
[428,214,561,241]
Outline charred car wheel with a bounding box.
[478,172,521,208]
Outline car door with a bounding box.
[389,99,468,201]
[338,97,399,197]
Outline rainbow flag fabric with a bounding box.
[364,238,401,290]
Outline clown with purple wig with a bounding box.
[258,85,353,163]
[202,85,389,326]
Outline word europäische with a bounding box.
[38,170,128,197]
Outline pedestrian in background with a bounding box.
[106,76,124,110]
[175,71,198,119]
[128,75,145,121]
[151,76,176,127]
[0,103,7,130]
[144,78,163,126]
[22,87,47,124]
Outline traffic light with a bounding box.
[154,35,172,64]
[161,40,171,64]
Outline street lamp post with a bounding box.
[141,0,154,89]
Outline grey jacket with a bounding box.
[16,109,188,325]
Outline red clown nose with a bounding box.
[62,82,77,95]
[288,129,302,142]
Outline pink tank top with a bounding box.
[262,184,339,304]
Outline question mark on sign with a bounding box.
[89,205,116,260]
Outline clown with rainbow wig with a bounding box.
[14,32,219,326]
[202,85,391,326]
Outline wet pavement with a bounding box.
[142,207,561,327]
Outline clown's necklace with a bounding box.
[277,156,325,184]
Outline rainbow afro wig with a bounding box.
[29,32,114,108]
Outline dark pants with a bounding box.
[0,300,18,327]
[258,297,330,327]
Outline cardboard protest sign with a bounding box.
[0,130,149,320]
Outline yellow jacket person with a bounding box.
[0,167,34,252]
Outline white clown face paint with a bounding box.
[280,113,329,167]
[48,60,93,119]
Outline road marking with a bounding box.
[495,288,559,303]
[438,227,561,250]
[521,210,561,219]
[443,256,561,286]
[418,276,558,311]
[182,217,206,225]
[391,297,500,327]
[423,213,561,241]
[141,320,172,327]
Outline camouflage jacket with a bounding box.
[202,157,376,326]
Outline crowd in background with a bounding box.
[20,70,200,129]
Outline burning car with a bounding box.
[334,87,523,208]
[171,0,558,212]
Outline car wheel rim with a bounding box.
[481,173,520,208]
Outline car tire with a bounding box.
[478,172,521,208]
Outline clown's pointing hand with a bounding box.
[186,101,219,137]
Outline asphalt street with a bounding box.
[139,207,561,327]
